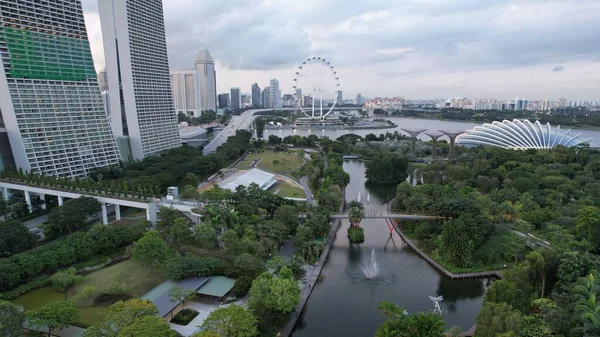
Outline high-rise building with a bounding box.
[195,50,217,113]
[251,83,261,107]
[218,93,229,109]
[355,94,364,105]
[269,79,281,108]
[170,69,198,117]
[262,87,270,108]
[230,88,241,110]
[98,69,109,91]
[295,88,302,106]
[0,0,121,178]
[337,91,343,106]
[99,0,180,161]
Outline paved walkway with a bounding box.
[299,176,315,205]
[24,213,49,229]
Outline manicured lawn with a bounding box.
[272,181,305,198]
[13,260,167,327]
[78,306,111,326]
[237,152,304,173]
[69,259,166,306]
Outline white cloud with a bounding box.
[82,0,600,100]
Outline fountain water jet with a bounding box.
[361,249,380,279]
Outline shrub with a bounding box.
[50,267,83,292]
[83,286,97,299]
[233,276,254,297]
[0,227,137,292]
[165,254,228,280]
[103,282,131,295]
[171,308,199,325]
[348,227,365,243]
[0,278,51,300]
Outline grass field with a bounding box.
[271,181,305,198]
[12,260,166,327]
[236,152,304,173]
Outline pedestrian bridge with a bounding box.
[298,213,444,220]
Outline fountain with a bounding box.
[361,249,379,279]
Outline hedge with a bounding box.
[0,225,139,292]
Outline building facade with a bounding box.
[195,49,217,113]
[0,0,121,177]
[170,69,198,117]
[99,0,180,161]
[218,93,229,109]
[98,69,108,91]
[337,90,343,105]
[262,87,270,109]
[269,79,281,108]
[230,87,241,110]
[251,83,261,107]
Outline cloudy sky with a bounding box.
[82,0,600,101]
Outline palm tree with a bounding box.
[348,201,364,228]
[573,273,600,336]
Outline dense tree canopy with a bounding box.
[365,152,409,184]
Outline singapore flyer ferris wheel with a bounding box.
[293,57,341,119]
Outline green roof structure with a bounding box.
[196,276,236,298]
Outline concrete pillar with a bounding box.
[24,190,32,212]
[1,187,8,200]
[101,203,108,225]
[58,196,64,206]
[39,194,46,210]
[146,203,157,225]
[115,204,121,220]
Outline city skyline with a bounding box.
[81,0,600,101]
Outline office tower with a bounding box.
[170,69,199,117]
[303,96,313,107]
[262,87,270,108]
[98,69,109,91]
[251,83,261,107]
[195,49,217,113]
[337,91,343,105]
[218,93,229,109]
[99,0,180,161]
[230,88,241,110]
[269,79,281,108]
[355,94,363,105]
[0,0,121,178]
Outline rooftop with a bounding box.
[196,276,236,298]
[219,168,277,191]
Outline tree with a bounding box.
[84,299,158,337]
[475,302,522,337]
[197,304,257,337]
[132,231,170,272]
[194,223,218,249]
[46,196,101,239]
[348,201,364,227]
[0,220,38,257]
[577,206,600,251]
[50,267,83,292]
[375,301,444,337]
[365,152,409,184]
[168,286,195,314]
[573,273,600,336]
[165,217,192,252]
[0,300,25,337]
[27,301,79,337]
[268,135,282,145]
[117,315,176,337]
[248,270,300,335]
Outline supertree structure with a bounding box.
[401,128,428,156]
[439,130,465,160]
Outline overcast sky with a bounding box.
[83,0,600,101]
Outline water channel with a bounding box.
[261,116,600,146]
[291,160,491,336]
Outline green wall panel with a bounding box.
[2,27,96,81]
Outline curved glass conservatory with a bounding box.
[456,119,591,149]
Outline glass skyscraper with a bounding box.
[0,0,121,178]
[99,0,180,161]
